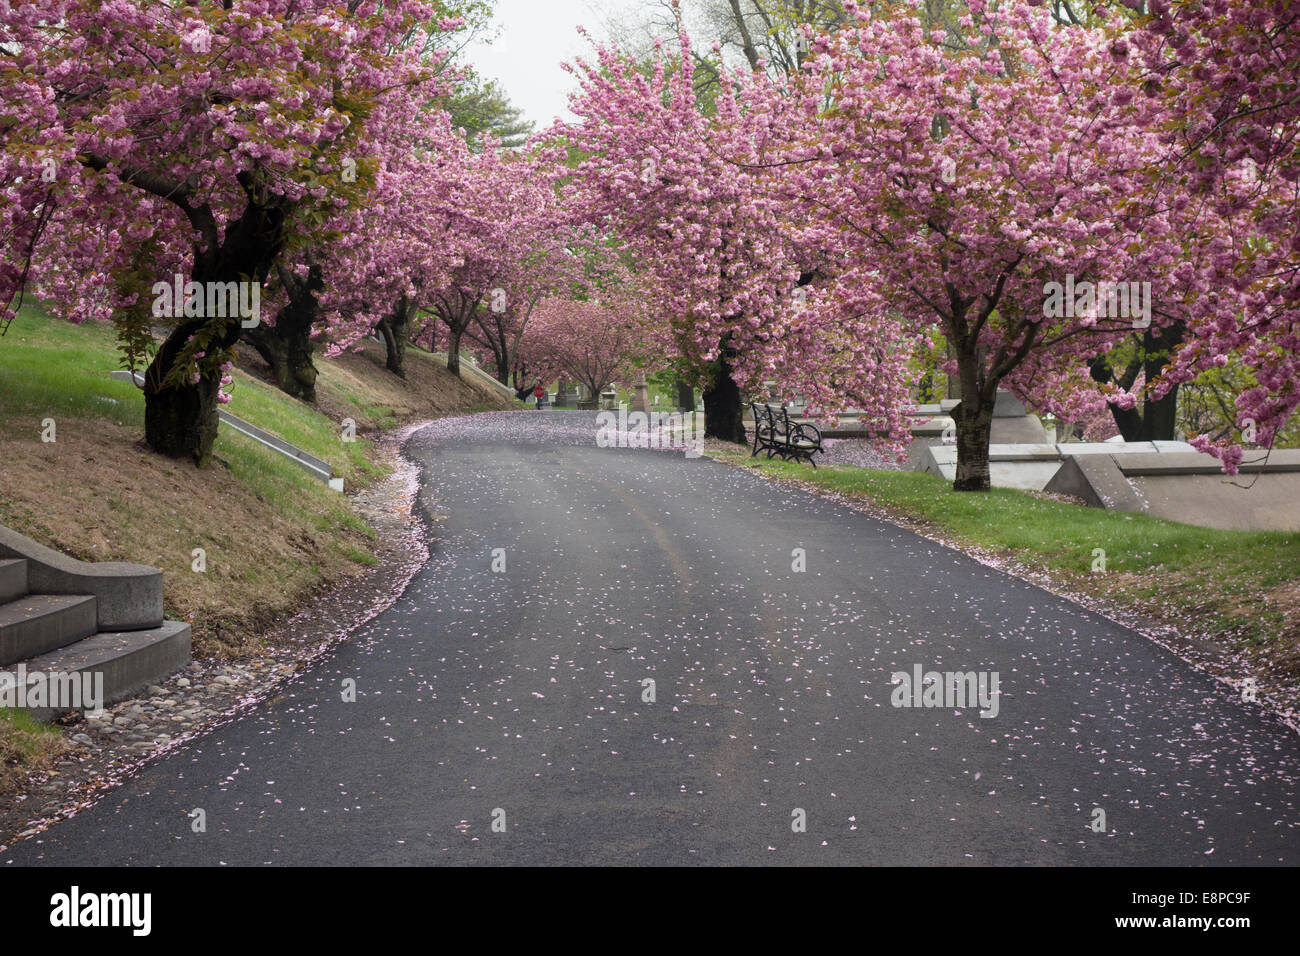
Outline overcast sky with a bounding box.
[464,0,653,132]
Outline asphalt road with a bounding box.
[5,413,1298,865]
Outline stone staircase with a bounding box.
[0,528,190,722]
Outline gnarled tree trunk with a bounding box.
[246,261,322,403]
[446,324,464,377]
[143,194,287,466]
[143,318,225,467]
[376,294,415,379]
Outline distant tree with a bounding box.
[523,293,659,402]
[447,75,536,150]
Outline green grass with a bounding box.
[223,373,382,484]
[337,543,379,566]
[0,304,145,426]
[0,707,64,767]
[717,451,1300,644]
[0,305,384,485]
[321,371,403,429]
[213,427,368,533]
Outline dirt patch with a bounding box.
[1263,581,1300,675]
[0,719,69,800]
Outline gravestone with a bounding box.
[554,380,577,409]
[630,379,651,413]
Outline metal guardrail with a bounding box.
[431,353,516,400]
[109,370,344,492]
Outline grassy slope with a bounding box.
[236,337,522,435]
[710,448,1300,700]
[0,306,510,777]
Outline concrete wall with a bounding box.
[917,441,1198,492]
[1045,450,1300,531]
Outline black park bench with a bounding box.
[750,402,824,467]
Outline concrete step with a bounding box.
[0,559,26,604]
[0,594,98,667]
[13,621,192,721]
[0,525,163,631]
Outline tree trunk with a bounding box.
[1137,324,1184,441]
[946,340,961,402]
[142,190,287,465]
[1092,324,1185,442]
[703,344,746,443]
[377,296,412,378]
[1110,400,1145,442]
[1141,383,1179,441]
[376,318,399,376]
[953,394,995,492]
[950,325,995,491]
[446,325,463,377]
[143,320,224,467]
[246,264,321,403]
[677,379,696,413]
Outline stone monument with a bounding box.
[630,378,651,414]
[554,380,577,409]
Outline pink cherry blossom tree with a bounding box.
[523,289,661,402]
[462,190,611,387]
[413,144,564,378]
[1125,0,1300,471]
[307,90,473,382]
[1,0,462,464]
[755,0,1201,489]
[559,26,917,448]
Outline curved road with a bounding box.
[5,412,1298,865]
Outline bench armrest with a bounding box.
[791,422,823,446]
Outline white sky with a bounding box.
[464,0,655,132]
